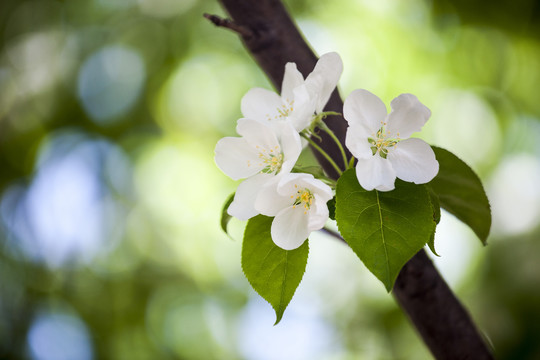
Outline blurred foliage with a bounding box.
[1,0,540,359]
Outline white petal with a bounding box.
[306,52,343,113]
[214,137,262,180]
[275,173,333,202]
[276,173,314,197]
[374,183,395,192]
[240,88,282,122]
[275,122,302,174]
[388,138,439,184]
[236,118,280,151]
[271,206,310,250]
[307,194,330,231]
[297,177,333,202]
[343,89,387,134]
[254,176,292,216]
[228,174,273,220]
[281,62,305,101]
[345,122,373,160]
[355,155,396,191]
[385,93,431,139]
[289,84,316,131]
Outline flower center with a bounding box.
[368,122,401,159]
[253,145,284,174]
[266,99,294,121]
[291,186,314,214]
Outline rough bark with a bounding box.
[206,1,493,358]
[394,250,493,359]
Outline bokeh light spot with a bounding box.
[0,131,130,268]
[426,90,502,169]
[27,312,93,360]
[77,45,145,125]
[489,154,540,236]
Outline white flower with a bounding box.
[215,118,302,220]
[255,173,333,250]
[241,52,343,132]
[344,89,439,191]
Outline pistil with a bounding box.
[368,123,401,159]
[291,187,314,214]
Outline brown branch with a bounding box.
[203,13,253,38]
[394,251,493,359]
[207,1,494,358]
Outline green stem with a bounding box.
[319,122,349,170]
[348,155,356,169]
[300,133,343,176]
[318,176,337,187]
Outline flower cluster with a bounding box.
[215,52,439,250]
[215,53,341,250]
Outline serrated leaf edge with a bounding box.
[431,146,492,245]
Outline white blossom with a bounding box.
[241,52,343,132]
[255,173,333,250]
[344,89,439,191]
[215,118,302,220]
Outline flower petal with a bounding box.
[228,174,274,220]
[296,177,333,202]
[214,137,262,180]
[345,122,373,159]
[240,88,283,122]
[236,118,280,151]
[385,93,431,139]
[307,194,330,231]
[275,173,314,197]
[343,89,387,134]
[274,173,332,205]
[281,62,305,101]
[388,138,439,184]
[271,206,310,250]
[355,155,396,191]
[275,122,302,174]
[289,84,316,131]
[254,176,292,216]
[306,52,343,113]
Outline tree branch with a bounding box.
[203,13,253,37]
[394,250,493,359]
[206,1,493,358]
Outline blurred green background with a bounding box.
[1,0,540,359]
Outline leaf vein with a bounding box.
[277,251,289,318]
[376,191,391,285]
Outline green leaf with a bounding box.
[220,193,235,237]
[242,215,309,324]
[335,169,435,292]
[327,197,336,220]
[430,146,491,244]
[426,186,441,256]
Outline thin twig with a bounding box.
[319,121,349,170]
[320,228,347,244]
[300,133,343,176]
[203,13,253,38]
